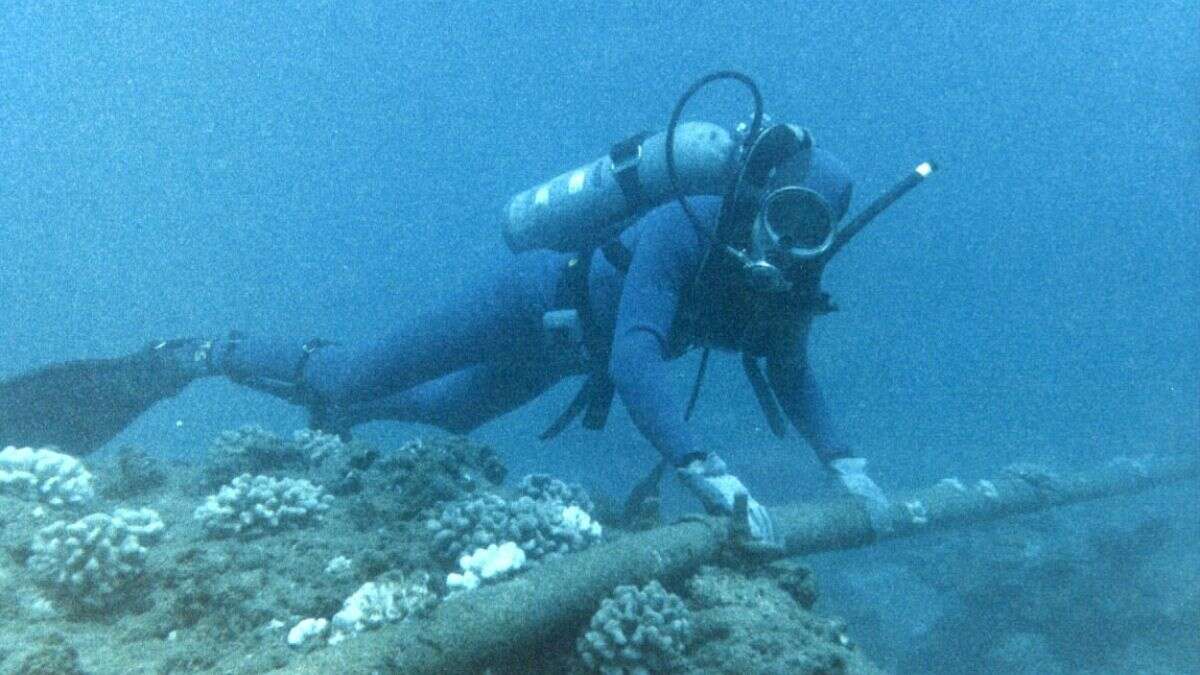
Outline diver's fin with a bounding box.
[0,344,197,455]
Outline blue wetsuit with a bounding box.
[221,149,855,467]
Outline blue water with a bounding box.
[2,2,1196,670]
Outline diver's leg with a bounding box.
[215,255,559,406]
[334,359,567,434]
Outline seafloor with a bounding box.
[0,431,882,674]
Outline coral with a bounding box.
[15,633,84,675]
[282,571,438,650]
[328,571,436,643]
[562,505,602,538]
[446,542,526,591]
[291,429,345,465]
[287,618,329,649]
[684,567,864,674]
[764,561,819,609]
[325,555,353,577]
[302,437,379,497]
[202,425,301,488]
[427,491,602,564]
[100,444,167,498]
[156,541,342,644]
[576,580,693,674]
[518,473,595,512]
[27,508,165,610]
[113,506,167,542]
[370,436,508,519]
[194,473,333,538]
[0,445,95,506]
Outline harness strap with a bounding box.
[741,352,788,438]
[539,379,591,440]
[573,250,617,430]
[540,249,620,439]
[609,131,651,212]
[601,238,633,272]
[683,346,710,421]
[581,377,615,430]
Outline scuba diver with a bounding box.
[0,72,934,547]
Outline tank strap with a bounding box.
[741,352,788,438]
[610,131,651,212]
[539,379,589,440]
[540,249,618,440]
[600,238,633,273]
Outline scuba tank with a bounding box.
[505,71,936,262]
[503,122,739,253]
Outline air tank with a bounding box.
[503,122,738,253]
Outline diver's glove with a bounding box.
[677,453,779,548]
[829,456,893,534]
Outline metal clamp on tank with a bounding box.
[609,131,650,211]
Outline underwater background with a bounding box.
[1,1,1196,673]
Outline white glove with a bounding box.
[829,456,893,533]
[677,453,778,547]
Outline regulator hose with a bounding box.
[665,71,764,236]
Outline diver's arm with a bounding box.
[610,329,695,463]
[612,202,779,545]
[767,333,891,529]
[609,205,703,466]
[764,323,852,466]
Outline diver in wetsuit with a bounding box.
[155,141,889,546]
[1,74,933,546]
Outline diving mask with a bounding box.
[752,186,835,263]
[732,185,834,294]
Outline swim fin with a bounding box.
[0,342,198,455]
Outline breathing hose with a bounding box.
[665,71,764,236]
